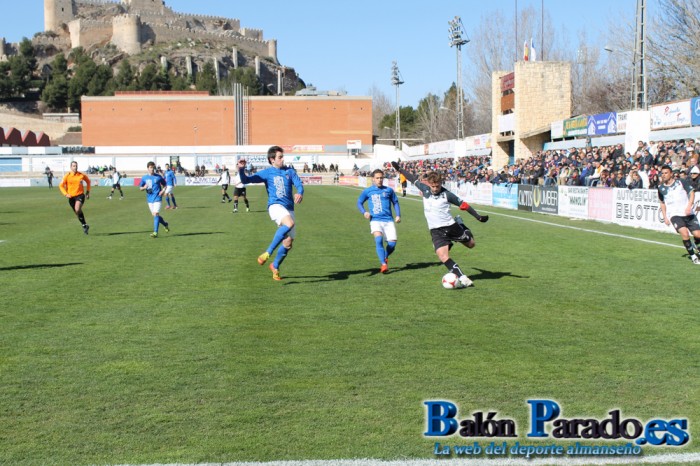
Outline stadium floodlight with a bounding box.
[391,61,404,149]
[448,16,469,140]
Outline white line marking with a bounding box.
[121,451,700,465]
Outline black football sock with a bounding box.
[443,258,464,277]
[683,239,695,256]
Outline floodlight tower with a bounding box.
[448,15,469,140]
[391,61,404,149]
[632,0,647,110]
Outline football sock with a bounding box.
[273,245,288,269]
[386,241,396,258]
[234,201,238,210]
[268,225,291,254]
[694,238,700,251]
[77,212,86,225]
[374,236,386,264]
[245,200,249,208]
[166,197,171,207]
[153,215,160,232]
[158,216,167,226]
[683,239,695,256]
[443,258,464,277]
[171,195,177,207]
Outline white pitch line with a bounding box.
[340,185,682,250]
[121,451,700,466]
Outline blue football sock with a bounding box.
[166,197,171,207]
[273,246,289,269]
[386,241,396,258]
[374,236,386,264]
[153,215,160,232]
[268,225,291,254]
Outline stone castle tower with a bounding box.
[44,0,76,32]
[42,0,278,63]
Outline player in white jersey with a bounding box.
[216,166,233,203]
[658,165,700,264]
[392,162,488,287]
[232,169,250,213]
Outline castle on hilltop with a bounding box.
[43,0,278,62]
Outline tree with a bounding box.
[378,106,418,143]
[465,6,567,133]
[138,63,160,90]
[219,67,261,96]
[369,84,393,136]
[647,0,700,101]
[41,54,70,110]
[195,61,218,95]
[114,60,136,91]
[170,73,192,91]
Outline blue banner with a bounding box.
[492,184,518,210]
[691,97,700,126]
[587,112,617,136]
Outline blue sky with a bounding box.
[1,0,654,108]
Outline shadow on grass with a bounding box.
[0,262,83,271]
[101,231,152,236]
[470,267,529,281]
[283,261,440,284]
[172,232,225,237]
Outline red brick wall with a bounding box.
[81,95,373,148]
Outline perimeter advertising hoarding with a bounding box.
[588,188,614,222]
[650,100,692,129]
[551,120,564,139]
[612,188,676,233]
[517,185,533,212]
[691,97,700,126]
[300,176,323,185]
[586,112,617,136]
[563,116,587,137]
[476,182,493,206]
[492,184,518,210]
[558,186,589,219]
[339,176,358,186]
[532,186,558,215]
[457,182,478,204]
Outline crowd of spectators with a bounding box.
[388,138,700,191]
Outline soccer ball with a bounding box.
[442,272,460,289]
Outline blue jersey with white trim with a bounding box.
[239,166,303,210]
[140,174,166,203]
[357,185,400,222]
[165,170,176,187]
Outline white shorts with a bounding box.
[369,220,397,241]
[164,186,174,194]
[268,204,296,239]
[148,202,162,215]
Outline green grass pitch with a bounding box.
[0,184,698,464]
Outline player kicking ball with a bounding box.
[392,161,488,287]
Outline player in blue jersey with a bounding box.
[139,161,170,238]
[237,146,304,281]
[164,163,178,209]
[357,169,401,273]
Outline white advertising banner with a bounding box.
[650,100,692,130]
[623,111,651,156]
[476,182,493,206]
[612,188,676,232]
[457,182,478,203]
[0,178,31,187]
[498,114,515,133]
[551,120,564,139]
[558,186,589,219]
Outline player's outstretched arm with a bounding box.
[391,161,418,184]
